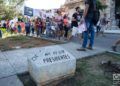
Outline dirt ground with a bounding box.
[57,52,120,86]
[18,52,120,86]
[0,35,55,51]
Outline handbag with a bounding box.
[78,22,87,33]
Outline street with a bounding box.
[72,33,120,51]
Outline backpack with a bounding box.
[91,0,100,26]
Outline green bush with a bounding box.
[0,28,7,33]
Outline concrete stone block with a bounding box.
[28,45,76,85]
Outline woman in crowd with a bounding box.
[55,10,64,40]
[17,22,22,34]
[25,20,31,36]
[31,20,35,35]
[63,15,69,39]
[35,18,42,37]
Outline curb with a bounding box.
[107,51,120,55]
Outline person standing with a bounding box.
[31,20,35,35]
[25,20,31,36]
[99,14,107,37]
[46,17,51,37]
[63,15,69,39]
[55,10,63,40]
[35,18,42,37]
[17,22,22,34]
[69,7,83,40]
[77,0,97,51]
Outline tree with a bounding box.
[96,0,107,11]
[0,0,25,20]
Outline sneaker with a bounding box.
[87,46,93,50]
[77,48,86,51]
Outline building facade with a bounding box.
[62,0,84,19]
[63,0,120,27]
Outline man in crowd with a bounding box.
[77,0,97,51]
[69,7,83,40]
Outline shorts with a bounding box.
[72,26,79,36]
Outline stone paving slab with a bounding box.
[4,50,29,74]
[0,42,106,79]
[104,30,120,34]
[0,59,15,79]
[0,52,7,61]
[3,48,40,74]
[0,75,23,86]
[60,42,106,59]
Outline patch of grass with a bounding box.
[8,36,29,42]
[0,35,56,51]
[57,53,120,86]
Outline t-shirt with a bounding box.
[55,15,63,25]
[85,0,96,19]
[25,22,30,28]
[63,19,68,26]
[100,17,107,25]
[71,12,82,27]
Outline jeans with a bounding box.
[25,27,30,35]
[32,28,34,34]
[82,18,95,48]
[37,28,41,36]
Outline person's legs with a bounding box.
[88,24,95,49]
[82,31,89,48]
[36,29,39,37]
[77,18,93,51]
[28,27,30,35]
[112,40,120,51]
[32,28,34,34]
[68,26,77,40]
[38,28,41,37]
[96,26,100,36]
[64,26,68,38]
[25,27,28,36]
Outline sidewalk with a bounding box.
[104,29,120,34]
[0,42,106,86]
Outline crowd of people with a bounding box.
[0,11,110,40]
[0,11,72,40]
[1,0,118,52]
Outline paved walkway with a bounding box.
[104,30,120,34]
[0,42,106,86]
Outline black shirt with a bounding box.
[71,12,82,27]
[85,0,96,19]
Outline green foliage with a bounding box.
[0,28,7,33]
[0,0,25,20]
[96,0,107,11]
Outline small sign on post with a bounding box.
[28,45,76,86]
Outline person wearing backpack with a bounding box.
[77,0,99,51]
